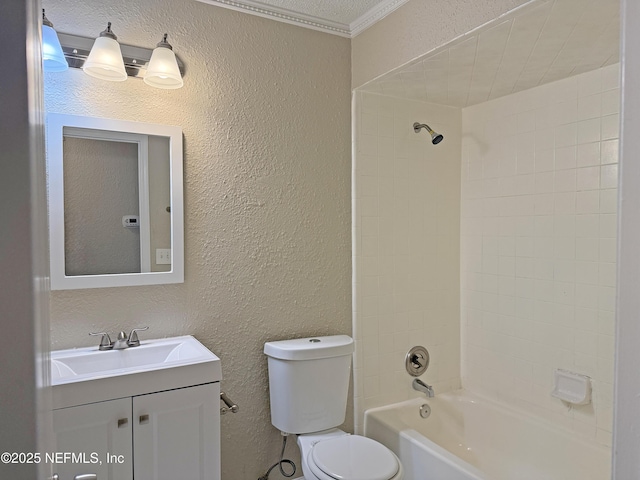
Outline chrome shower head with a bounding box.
[413,122,444,145]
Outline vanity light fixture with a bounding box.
[82,22,128,81]
[44,24,186,89]
[42,9,68,72]
[144,34,184,90]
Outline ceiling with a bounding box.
[195,0,409,37]
[194,0,620,107]
[360,0,620,107]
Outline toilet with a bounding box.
[264,335,403,480]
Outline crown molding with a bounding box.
[195,0,351,37]
[195,0,411,38]
[350,0,410,37]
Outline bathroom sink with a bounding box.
[51,336,211,380]
[50,335,221,409]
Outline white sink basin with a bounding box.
[51,335,221,409]
[51,336,213,381]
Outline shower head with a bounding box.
[413,122,444,145]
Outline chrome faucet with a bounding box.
[112,331,130,350]
[89,332,113,351]
[126,327,148,347]
[89,327,149,350]
[413,378,434,398]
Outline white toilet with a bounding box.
[264,335,403,480]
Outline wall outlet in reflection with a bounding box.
[156,248,172,265]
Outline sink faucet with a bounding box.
[112,331,129,350]
[126,327,148,347]
[89,327,149,350]
[413,378,434,398]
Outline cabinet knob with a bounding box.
[117,418,128,428]
[139,414,149,424]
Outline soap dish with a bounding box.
[551,369,591,405]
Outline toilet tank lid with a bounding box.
[264,335,354,361]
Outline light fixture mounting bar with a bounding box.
[57,32,185,79]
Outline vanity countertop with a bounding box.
[50,335,221,409]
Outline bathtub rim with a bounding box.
[364,387,612,452]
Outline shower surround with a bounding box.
[352,92,462,433]
[353,64,618,445]
[460,64,618,446]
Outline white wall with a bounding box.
[613,0,640,474]
[43,0,352,477]
[461,64,619,445]
[0,0,52,479]
[353,91,462,431]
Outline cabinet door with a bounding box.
[52,397,133,480]
[133,383,220,480]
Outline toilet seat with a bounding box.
[307,435,400,480]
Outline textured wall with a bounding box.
[461,65,619,446]
[352,92,462,432]
[43,0,351,478]
[351,0,533,89]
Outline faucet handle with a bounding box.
[411,353,426,369]
[127,326,149,347]
[89,332,113,350]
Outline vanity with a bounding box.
[44,114,222,479]
[50,335,221,480]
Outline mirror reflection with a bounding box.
[62,129,171,276]
[47,114,184,290]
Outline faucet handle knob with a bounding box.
[127,326,149,347]
[89,332,113,350]
[411,353,425,369]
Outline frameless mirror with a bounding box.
[46,113,184,290]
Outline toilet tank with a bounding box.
[264,335,354,434]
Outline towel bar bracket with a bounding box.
[220,391,239,414]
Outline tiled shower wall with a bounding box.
[353,92,462,432]
[461,64,619,445]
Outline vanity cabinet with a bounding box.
[53,397,132,480]
[133,383,219,480]
[52,383,220,480]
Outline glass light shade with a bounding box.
[42,24,68,72]
[83,36,127,81]
[144,46,183,89]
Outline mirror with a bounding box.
[46,113,184,290]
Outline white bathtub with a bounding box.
[364,390,610,480]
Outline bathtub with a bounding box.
[364,390,610,480]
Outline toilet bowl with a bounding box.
[297,429,403,480]
[264,336,404,480]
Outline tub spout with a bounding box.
[413,378,434,398]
